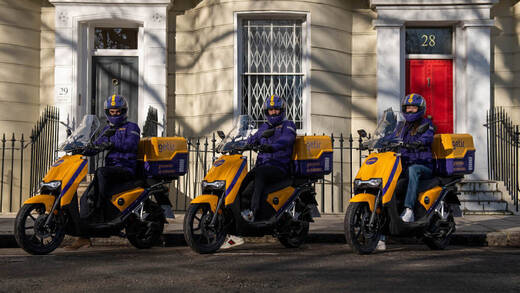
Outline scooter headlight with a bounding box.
[39,180,62,196]
[40,180,61,190]
[354,178,382,188]
[201,180,226,190]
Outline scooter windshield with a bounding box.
[58,115,101,152]
[363,108,398,149]
[216,115,255,153]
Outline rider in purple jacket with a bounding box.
[393,93,435,223]
[90,94,140,204]
[69,95,140,249]
[241,95,297,222]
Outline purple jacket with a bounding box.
[393,117,435,169]
[247,120,297,174]
[95,121,141,175]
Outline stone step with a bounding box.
[458,181,499,192]
[458,191,503,201]
[461,200,509,212]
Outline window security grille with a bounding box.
[241,19,303,129]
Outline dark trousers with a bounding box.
[250,165,285,214]
[404,164,433,209]
[80,166,133,219]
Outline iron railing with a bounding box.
[485,107,519,212]
[168,133,367,214]
[142,106,159,137]
[1,122,368,214]
[0,106,59,213]
[3,107,518,214]
[29,106,60,197]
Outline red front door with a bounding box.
[406,59,453,133]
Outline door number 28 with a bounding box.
[421,34,436,47]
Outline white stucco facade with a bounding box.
[44,0,498,179]
[49,0,170,138]
[371,0,497,179]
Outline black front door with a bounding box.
[92,56,138,124]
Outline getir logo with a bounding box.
[453,140,465,148]
[306,141,321,152]
[158,143,176,152]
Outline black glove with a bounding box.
[100,142,114,151]
[102,128,117,138]
[407,141,422,148]
[82,143,97,155]
[259,144,274,153]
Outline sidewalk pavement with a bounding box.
[1,213,519,248]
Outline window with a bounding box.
[94,27,138,49]
[240,19,304,129]
[406,27,452,55]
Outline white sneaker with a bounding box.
[401,208,414,223]
[376,240,386,251]
[220,235,245,249]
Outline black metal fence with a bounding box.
[5,107,519,215]
[168,133,367,214]
[142,106,159,137]
[485,107,519,212]
[0,106,59,213]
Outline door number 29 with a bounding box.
[421,34,436,47]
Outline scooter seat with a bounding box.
[437,176,464,186]
[263,178,294,194]
[105,179,145,197]
[417,177,441,194]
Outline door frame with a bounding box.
[78,20,144,124]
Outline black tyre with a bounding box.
[278,221,309,248]
[183,203,226,254]
[14,204,65,255]
[344,202,381,255]
[423,214,455,250]
[126,200,165,249]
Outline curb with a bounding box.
[2,232,519,249]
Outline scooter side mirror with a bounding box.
[217,130,226,140]
[60,121,73,137]
[262,129,275,138]
[417,123,430,135]
[357,129,367,138]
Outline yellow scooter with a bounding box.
[345,109,475,254]
[183,115,332,253]
[14,115,188,255]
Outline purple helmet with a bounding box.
[263,95,286,126]
[104,94,128,126]
[401,93,426,122]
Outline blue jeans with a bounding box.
[404,164,433,210]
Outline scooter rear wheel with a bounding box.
[183,203,226,254]
[126,200,165,249]
[14,204,65,255]
[423,214,455,250]
[278,221,309,248]
[344,202,381,255]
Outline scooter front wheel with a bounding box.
[14,204,65,255]
[344,202,381,255]
[183,203,226,254]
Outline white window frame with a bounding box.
[234,11,311,134]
